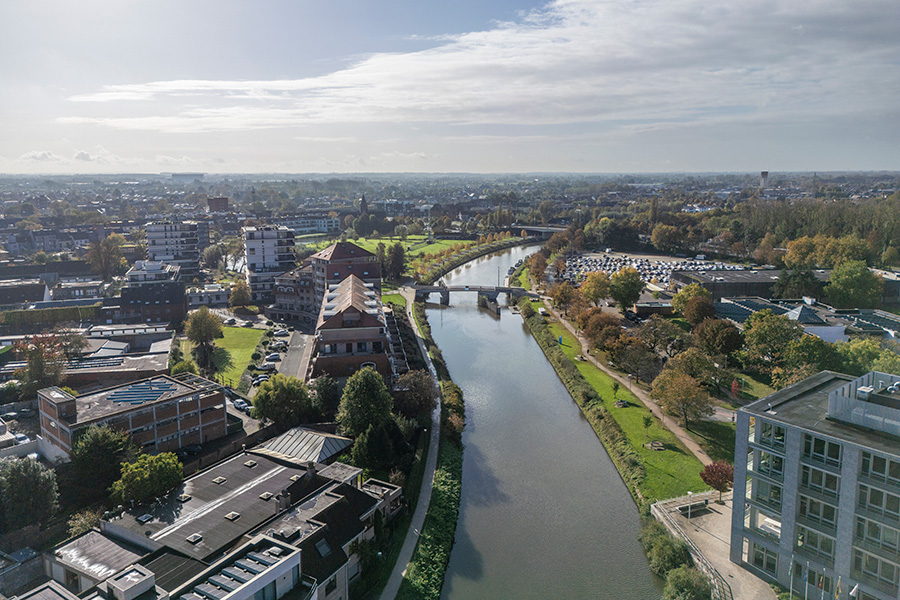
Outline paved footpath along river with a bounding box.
[429,246,663,600]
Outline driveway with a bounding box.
[277,331,313,380]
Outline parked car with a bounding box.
[14,433,29,445]
[274,329,289,337]
[242,404,253,415]
[270,341,288,351]
[252,375,269,385]
[1,412,17,421]
[233,399,248,411]
[224,317,237,325]
[265,353,281,362]
[256,362,277,372]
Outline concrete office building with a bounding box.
[732,370,900,600]
[146,221,202,280]
[242,226,296,304]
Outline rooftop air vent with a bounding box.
[178,494,191,502]
[244,460,257,468]
[136,514,153,525]
[225,512,240,521]
[290,475,301,482]
[259,492,274,501]
[186,533,203,544]
[212,476,227,485]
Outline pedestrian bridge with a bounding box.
[410,284,538,304]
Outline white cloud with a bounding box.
[73,150,92,161]
[20,150,63,161]
[155,154,195,166]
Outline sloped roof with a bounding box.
[258,427,353,464]
[785,305,826,324]
[316,275,383,329]
[311,242,374,262]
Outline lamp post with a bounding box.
[687,491,693,520]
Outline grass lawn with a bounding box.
[687,419,737,463]
[183,326,265,387]
[382,292,406,309]
[547,321,708,501]
[735,373,775,402]
[516,267,530,288]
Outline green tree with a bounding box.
[393,370,438,424]
[638,315,686,357]
[772,268,823,299]
[71,424,138,492]
[185,306,224,370]
[337,367,393,438]
[202,244,225,269]
[351,424,393,470]
[251,374,313,429]
[0,457,58,532]
[68,509,102,537]
[834,337,884,376]
[170,360,198,375]
[667,347,726,392]
[229,280,252,308]
[312,374,341,421]
[580,271,610,307]
[85,233,127,281]
[671,283,711,315]
[110,453,183,505]
[651,370,714,429]
[651,224,680,253]
[739,310,803,374]
[663,566,711,600]
[551,281,576,315]
[825,260,883,308]
[641,519,691,577]
[683,296,715,327]
[694,319,743,359]
[784,334,840,372]
[609,267,644,311]
[386,242,406,281]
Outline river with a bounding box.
[427,245,662,600]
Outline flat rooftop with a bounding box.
[744,371,900,458]
[54,529,146,582]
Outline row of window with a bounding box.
[858,484,900,518]
[796,524,835,559]
[854,548,900,587]
[857,515,900,553]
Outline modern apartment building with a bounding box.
[126,260,180,285]
[732,370,900,600]
[146,220,202,280]
[38,373,226,456]
[242,225,296,304]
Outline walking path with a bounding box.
[542,300,714,466]
[378,289,442,600]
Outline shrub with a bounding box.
[265,330,274,338]
[663,566,710,600]
[266,320,274,326]
[251,351,261,360]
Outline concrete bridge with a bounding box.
[410,283,538,305]
[511,224,567,239]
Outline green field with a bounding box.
[182,326,265,387]
[381,292,407,308]
[547,321,708,500]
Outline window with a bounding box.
[854,549,899,587]
[801,465,840,498]
[861,451,900,485]
[798,495,837,527]
[357,342,367,352]
[758,421,785,449]
[754,479,782,511]
[803,434,842,467]
[757,451,784,479]
[752,543,778,575]
[859,484,900,517]
[856,516,900,552]
[796,525,835,559]
[325,576,337,595]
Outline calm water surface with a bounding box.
[430,246,662,600]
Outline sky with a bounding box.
[1,0,899,175]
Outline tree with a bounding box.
[351,424,393,470]
[580,271,610,307]
[739,309,803,374]
[651,370,714,429]
[393,370,438,424]
[772,268,823,299]
[683,296,715,327]
[185,306,224,370]
[71,424,138,492]
[110,453,183,505]
[551,281,576,315]
[671,283,711,315]
[784,334,840,372]
[14,334,66,400]
[312,375,341,421]
[527,253,548,283]
[0,457,58,532]
[386,242,406,281]
[229,280,252,307]
[700,460,734,501]
[651,224,680,253]
[68,509,102,537]
[170,360,198,375]
[641,519,691,577]
[638,315,686,358]
[694,319,743,359]
[825,260,883,308]
[337,367,393,438]
[252,374,313,429]
[609,267,644,311]
[667,348,726,392]
[85,234,126,281]
[663,566,711,600]
[834,337,884,376]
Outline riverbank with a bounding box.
[419,235,534,285]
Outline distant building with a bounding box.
[38,373,226,456]
[126,260,180,286]
[242,225,296,304]
[0,279,50,309]
[119,280,187,324]
[732,370,900,600]
[50,278,103,301]
[310,275,393,381]
[145,221,202,280]
[187,283,231,309]
[207,196,230,213]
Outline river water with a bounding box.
[427,245,662,600]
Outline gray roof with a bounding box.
[259,428,353,464]
[54,529,146,581]
[785,305,825,324]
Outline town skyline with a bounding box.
[2,0,899,175]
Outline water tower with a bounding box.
[760,171,769,191]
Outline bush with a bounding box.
[266,320,274,326]
[265,330,274,338]
[640,519,692,576]
[251,351,261,360]
[663,566,710,600]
